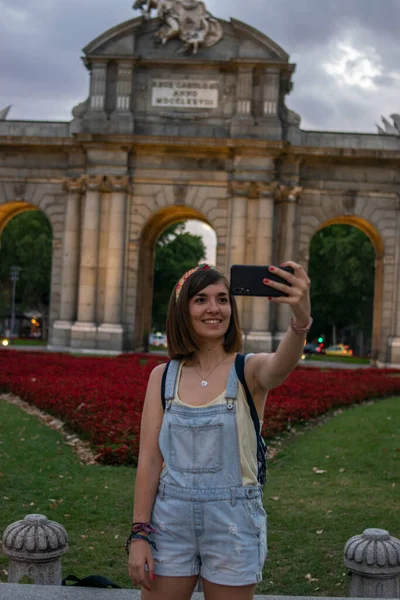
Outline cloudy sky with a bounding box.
[1,0,400,132]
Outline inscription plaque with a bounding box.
[151,79,219,109]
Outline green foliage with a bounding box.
[308,225,375,342]
[152,222,206,331]
[0,211,52,310]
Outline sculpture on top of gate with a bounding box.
[133,0,224,54]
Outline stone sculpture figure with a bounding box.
[133,0,223,54]
[0,105,12,120]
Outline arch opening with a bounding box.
[135,206,217,351]
[0,204,53,342]
[308,217,383,362]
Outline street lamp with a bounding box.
[10,266,21,339]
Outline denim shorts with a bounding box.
[150,485,267,586]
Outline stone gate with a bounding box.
[1,1,400,365]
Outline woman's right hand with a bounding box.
[128,540,155,591]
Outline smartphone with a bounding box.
[230,265,294,298]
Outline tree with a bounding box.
[152,222,206,331]
[0,211,52,312]
[308,224,375,353]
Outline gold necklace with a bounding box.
[195,355,228,388]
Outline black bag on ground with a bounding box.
[62,574,121,588]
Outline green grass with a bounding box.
[5,339,48,346]
[305,354,370,365]
[0,397,399,595]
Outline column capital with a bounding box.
[274,185,302,203]
[83,175,131,193]
[105,175,131,193]
[62,177,87,194]
[229,181,277,199]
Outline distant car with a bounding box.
[149,332,168,348]
[303,343,325,355]
[325,344,353,357]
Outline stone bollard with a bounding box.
[2,514,68,585]
[344,528,400,598]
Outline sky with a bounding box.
[2,0,400,261]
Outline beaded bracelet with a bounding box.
[290,315,313,335]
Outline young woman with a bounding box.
[128,262,311,600]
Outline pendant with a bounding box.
[201,380,208,388]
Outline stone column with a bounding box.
[247,187,275,352]
[3,514,68,585]
[388,200,400,365]
[258,67,282,138]
[228,186,248,327]
[230,67,254,136]
[97,177,128,352]
[85,60,108,131]
[344,528,400,598]
[262,68,280,118]
[110,61,134,134]
[70,176,102,349]
[274,185,302,346]
[51,178,83,348]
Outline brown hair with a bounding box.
[166,268,242,359]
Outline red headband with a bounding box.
[175,264,212,300]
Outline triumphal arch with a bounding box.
[1,0,400,365]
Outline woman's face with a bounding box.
[188,281,232,341]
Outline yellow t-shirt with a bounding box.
[173,361,261,486]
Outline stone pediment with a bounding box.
[83,16,289,63]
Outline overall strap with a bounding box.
[225,363,239,400]
[161,359,180,410]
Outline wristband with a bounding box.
[290,316,313,335]
[125,533,158,554]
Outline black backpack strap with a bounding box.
[161,359,181,410]
[161,361,170,410]
[235,353,259,434]
[235,353,267,486]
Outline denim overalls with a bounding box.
[149,360,267,586]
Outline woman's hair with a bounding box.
[166,268,242,359]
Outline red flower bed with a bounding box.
[1,350,399,465]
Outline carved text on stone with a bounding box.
[151,79,219,108]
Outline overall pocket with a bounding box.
[242,496,266,534]
[169,422,224,473]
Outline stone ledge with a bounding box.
[0,589,373,600]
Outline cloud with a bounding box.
[0,0,399,132]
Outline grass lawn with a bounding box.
[304,354,370,365]
[0,396,399,595]
[4,339,48,347]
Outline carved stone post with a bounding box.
[51,178,83,348]
[70,176,103,349]
[2,514,68,585]
[110,61,134,134]
[344,528,400,598]
[97,176,128,352]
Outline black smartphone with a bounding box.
[230,265,294,298]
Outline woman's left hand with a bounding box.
[264,261,311,326]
